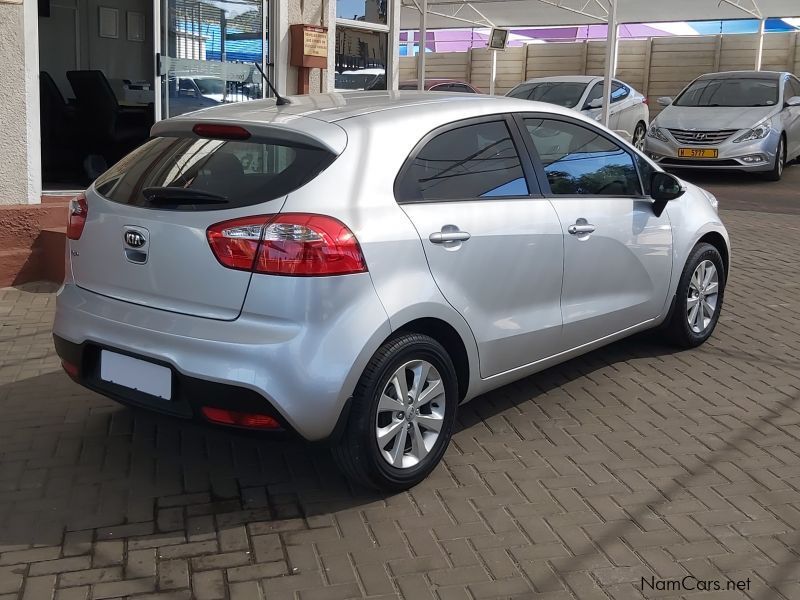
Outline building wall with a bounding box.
[0,0,40,205]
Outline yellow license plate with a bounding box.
[678,148,719,159]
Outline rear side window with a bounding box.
[523,118,641,196]
[94,137,336,210]
[396,121,528,202]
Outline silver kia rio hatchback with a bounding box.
[53,91,730,490]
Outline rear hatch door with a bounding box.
[70,123,340,320]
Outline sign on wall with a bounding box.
[303,28,328,58]
[0,0,24,5]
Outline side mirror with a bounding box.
[785,96,800,107]
[656,96,673,107]
[650,171,685,217]
[585,98,603,109]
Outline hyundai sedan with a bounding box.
[54,92,729,490]
[645,70,800,180]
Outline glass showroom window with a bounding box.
[335,1,388,91]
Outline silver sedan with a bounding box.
[53,92,729,490]
[645,70,800,180]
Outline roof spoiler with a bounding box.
[150,118,348,155]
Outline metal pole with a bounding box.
[755,18,766,70]
[601,0,618,128]
[490,49,497,95]
[418,0,427,91]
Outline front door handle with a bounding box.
[568,224,596,235]
[429,229,471,244]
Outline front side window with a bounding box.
[675,77,779,107]
[398,121,529,202]
[787,77,800,100]
[507,81,588,109]
[523,118,641,196]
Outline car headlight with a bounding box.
[647,123,669,143]
[733,121,771,143]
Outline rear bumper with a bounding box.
[52,280,391,441]
[54,334,296,433]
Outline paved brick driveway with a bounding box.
[2,204,800,599]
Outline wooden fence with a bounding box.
[400,31,800,115]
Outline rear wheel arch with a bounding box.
[394,318,470,401]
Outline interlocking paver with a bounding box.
[2,204,800,599]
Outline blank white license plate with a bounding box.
[100,350,172,400]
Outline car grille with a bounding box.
[667,129,737,145]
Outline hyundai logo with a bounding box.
[694,132,707,141]
[124,230,147,248]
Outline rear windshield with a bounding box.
[94,136,336,210]
[675,78,779,107]
[507,82,588,109]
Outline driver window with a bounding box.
[523,118,641,196]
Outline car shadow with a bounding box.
[0,330,688,552]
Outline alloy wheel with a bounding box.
[687,260,719,334]
[374,360,446,469]
[633,124,646,151]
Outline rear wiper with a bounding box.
[142,187,228,205]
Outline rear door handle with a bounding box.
[568,224,596,235]
[429,230,471,244]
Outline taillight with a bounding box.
[66,193,88,240]
[207,213,367,276]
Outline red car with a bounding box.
[399,79,482,94]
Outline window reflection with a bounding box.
[524,119,640,196]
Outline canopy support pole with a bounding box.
[418,0,427,91]
[601,0,618,128]
[490,49,497,95]
[755,18,766,70]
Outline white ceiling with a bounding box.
[399,0,800,29]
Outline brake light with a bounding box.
[61,360,79,379]
[207,214,367,276]
[66,193,88,240]
[201,407,281,429]
[643,97,649,105]
[192,123,251,140]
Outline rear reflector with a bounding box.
[201,406,281,429]
[66,193,88,240]
[61,360,79,379]
[207,213,367,276]
[192,123,251,140]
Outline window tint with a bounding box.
[94,137,336,210]
[635,155,657,196]
[399,121,528,201]
[450,84,475,93]
[508,81,588,109]
[523,118,641,196]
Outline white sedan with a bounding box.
[507,75,650,149]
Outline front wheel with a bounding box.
[764,136,786,181]
[332,333,458,491]
[663,243,726,348]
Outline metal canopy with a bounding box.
[400,0,799,29]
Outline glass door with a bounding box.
[158,0,267,119]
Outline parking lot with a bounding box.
[1,165,799,600]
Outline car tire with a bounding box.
[332,333,458,491]
[632,122,647,151]
[764,135,786,181]
[663,243,726,349]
